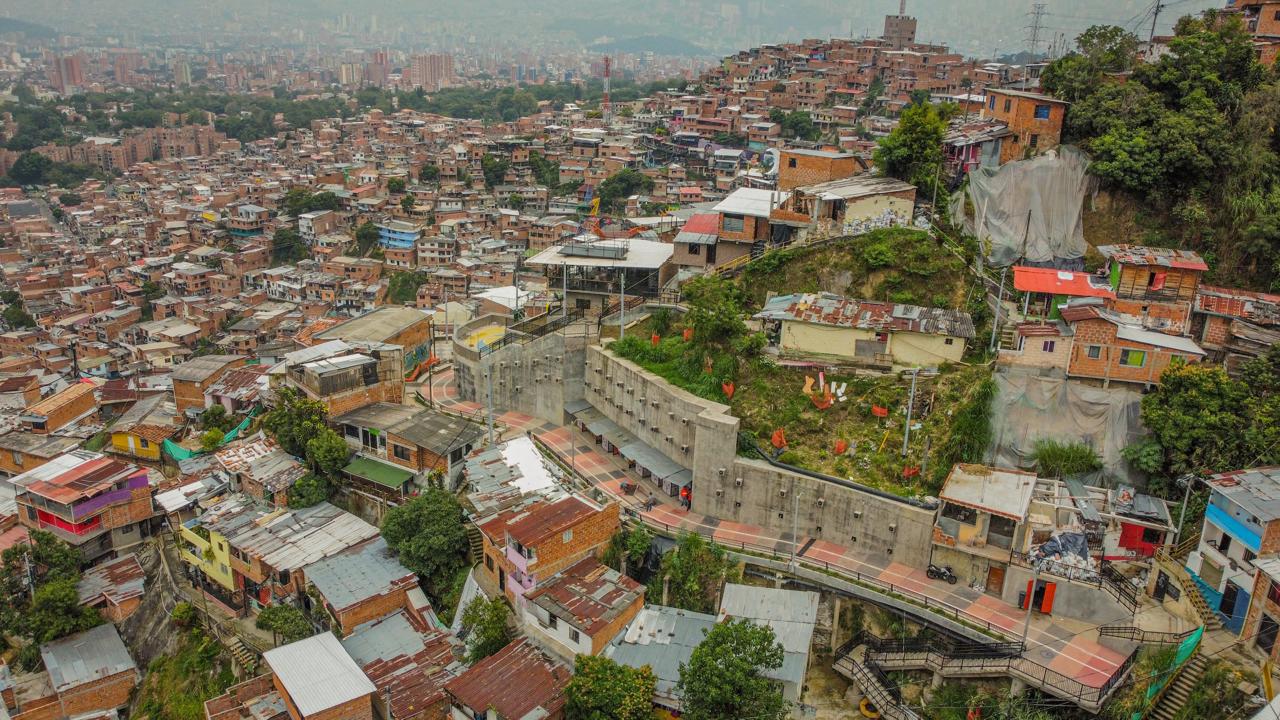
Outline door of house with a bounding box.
[1221,581,1239,616]
[1260,615,1280,656]
[986,565,1005,595]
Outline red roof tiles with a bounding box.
[444,639,568,719]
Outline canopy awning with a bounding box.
[620,441,686,480]
[343,456,414,489]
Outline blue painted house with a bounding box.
[1186,467,1280,633]
[377,219,425,249]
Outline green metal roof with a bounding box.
[343,456,414,489]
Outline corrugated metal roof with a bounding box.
[41,624,137,693]
[196,496,378,572]
[941,464,1037,520]
[526,558,643,636]
[443,639,568,719]
[755,292,976,339]
[263,633,375,717]
[305,538,416,611]
[712,187,791,218]
[605,605,717,707]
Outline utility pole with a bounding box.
[1020,566,1039,651]
[485,369,495,444]
[1148,1,1165,45]
[901,368,920,456]
[1023,3,1047,84]
[989,265,1007,352]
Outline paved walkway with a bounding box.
[425,367,1134,694]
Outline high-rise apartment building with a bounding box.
[408,53,454,91]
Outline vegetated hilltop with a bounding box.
[737,227,975,313]
[611,230,994,497]
[1043,15,1280,292]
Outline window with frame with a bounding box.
[1141,527,1163,544]
[1003,98,1012,113]
[944,338,954,345]
[1034,104,1051,119]
[689,244,701,255]
[485,554,494,572]
[548,614,558,629]
[570,628,581,643]
[392,444,411,461]
[1029,134,1039,149]
[1270,580,1280,606]
[139,438,149,448]
[11,451,21,466]
[787,158,797,168]
[1087,345,1102,359]
[940,502,977,525]
[562,529,573,543]
[1119,349,1146,367]
[1042,340,1055,353]
[722,214,745,233]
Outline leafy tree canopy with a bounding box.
[380,489,470,601]
[566,655,658,720]
[650,533,740,614]
[676,619,788,720]
[459,596,512,663]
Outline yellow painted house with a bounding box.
[110,394,179,462]
[180,519,235,591]
[754,292,975,368]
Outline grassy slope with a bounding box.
[613,228,999,496]
[737,227,971,311]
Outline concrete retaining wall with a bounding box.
[588,344,937,570]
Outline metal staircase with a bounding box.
[1149,654,1206,720]
[1154,548,1221,631]
[832,643,921,720]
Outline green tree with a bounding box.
[650,533,739,614]
[261,387,329,457]
[420,164,441,184]
[9,151,51,184]
[597,168,654,214]
[58,191,83,206]
[481,154,511,189]
[874,102,950,208]
[255,604,313,645]
[28,578,103,644]
[271,226,306,264]
[355,221,380,255]
[199,404,234,432]
[387,271,427,304]
[602,527,652,577]
[386,177,406,193]
[200,429,225,452]
[459,596,512,663]
[380,489,470,600]
[1042,25,1140,103]
[676,619,788,720]
[3,301,35,329]
[288,473,331,509]
[1137,359,1251,475]
[304,427,350,478]
[400,194,415,212]
[777,110,820,141]
[566,655,658,720]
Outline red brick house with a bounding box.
[1060,303,1206,387]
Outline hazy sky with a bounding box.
[0,0,1227,56]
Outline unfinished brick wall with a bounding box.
[333,585,413,636]
[530,503,620,580]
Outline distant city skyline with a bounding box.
[0,0,1227,59]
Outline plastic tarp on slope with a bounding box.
[162,407,260,461]
[987,368,1147,487]
[954,146,1094,268]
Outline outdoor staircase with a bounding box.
[465,523,484,564]
[1149,655,1206,720]
[1154,549,1222,631]
[1170,532,1201,561]
[226,636,259,674]
[997,323,1018,351]
[833,645,921,720]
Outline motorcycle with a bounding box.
[926,563,958,585]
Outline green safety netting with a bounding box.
[1133,626,1203,720]
[163,406,261,461]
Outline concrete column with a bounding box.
[1010,677,1027,697]
[931,671,944,690]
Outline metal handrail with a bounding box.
[1097,625,1199,645]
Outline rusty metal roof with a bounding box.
[444,639,569,719]
[526,558,643,636]
[1097,244,1208,271]
[754,292,975,339]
